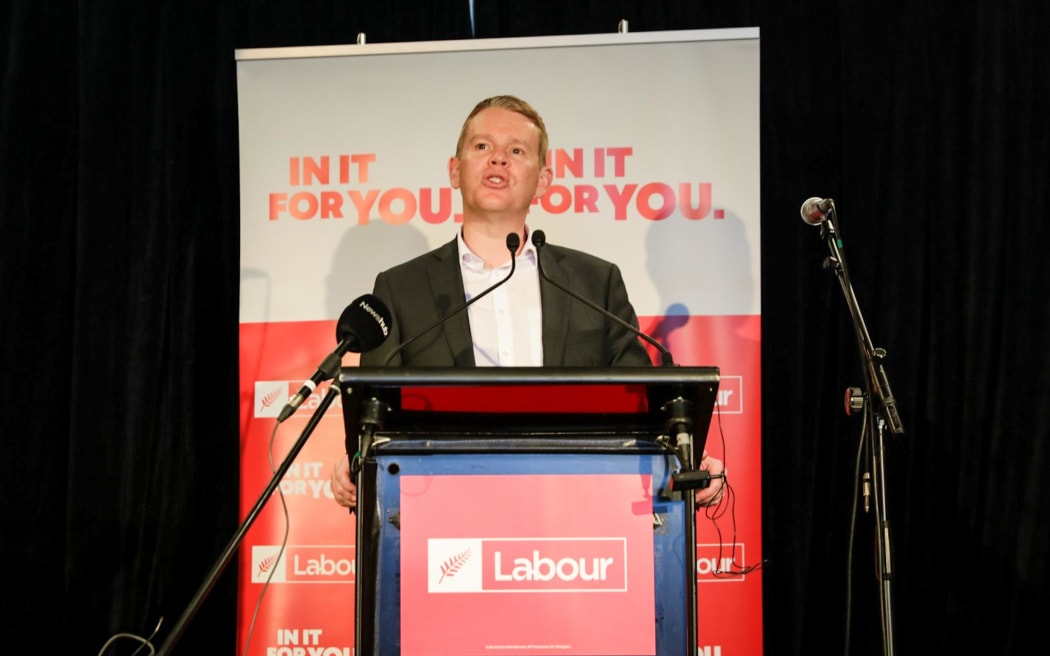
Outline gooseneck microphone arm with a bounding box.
[381,232,521,366]
[530,229,675,366]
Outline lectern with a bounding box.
[339,366,719,656]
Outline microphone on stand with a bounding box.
[530,229,675,366]
[800,196,835,225]
[277,294,392,422]
[155,299,391,656]
[381,232,521,366]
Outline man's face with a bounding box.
[449,107,552,221]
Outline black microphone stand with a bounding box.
[811,201,903,656]
[155,379,343,655]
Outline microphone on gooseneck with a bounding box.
[530,229,675,366]
[381,232,521,366]
[278,294,393,422]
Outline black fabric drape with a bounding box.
[2,1,1047,654]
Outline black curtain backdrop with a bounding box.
[2,1,1047,654]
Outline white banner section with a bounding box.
[238,29,760,323]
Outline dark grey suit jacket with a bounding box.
[360,238,652,367]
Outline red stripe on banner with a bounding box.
[239,315,762,655]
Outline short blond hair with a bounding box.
[454,95,549,167]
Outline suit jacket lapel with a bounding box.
[426,239,475,366]
[541,246,572,366]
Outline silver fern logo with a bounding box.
[438,547,472,584]
[254,381,291,418]
[428,539,483,592]
[251,545,286,582]
[258,387,283,413]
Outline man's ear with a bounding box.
[534,165,553,199]
[448,156,461,189]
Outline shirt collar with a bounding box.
[458,226,537,273]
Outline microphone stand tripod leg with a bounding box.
[871,417,896,656]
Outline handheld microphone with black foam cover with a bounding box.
[380,232,521,366]
[530,229,675,366]
[277,294,392,422]
[800,196,835,225]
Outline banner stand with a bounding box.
[236,26,763,654]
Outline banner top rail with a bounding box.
[235,27,759,62]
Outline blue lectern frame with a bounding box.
[338,367,719,656]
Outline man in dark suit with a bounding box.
[360,94,650,369]
[331,95,723,507]
[360,237,651,367]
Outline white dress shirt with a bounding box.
[458,229,544,366]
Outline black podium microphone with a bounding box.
[277,294,392,422]
[531,229,675,366]
[381,232,521,366]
